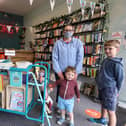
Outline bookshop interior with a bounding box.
[0,0,126,126]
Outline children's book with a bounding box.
[10,91,24,112]
[10,71,22,87]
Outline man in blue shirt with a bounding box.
[52,24,84,103]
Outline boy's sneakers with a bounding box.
[88,117,108,125]
[57,118,65,125]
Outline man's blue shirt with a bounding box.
[52,37,84,74]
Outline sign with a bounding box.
[112,32,123,38]
[4,49,15,56]
[0,24,19,34]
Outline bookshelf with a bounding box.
[33,3,108,78]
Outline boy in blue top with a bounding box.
[89,40,124,126]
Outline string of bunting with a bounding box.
[49,0,105,17]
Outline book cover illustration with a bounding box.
[10,91,24,112]
[10,71,22,87]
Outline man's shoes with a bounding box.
[57,118,65,125]
[88,117,108,125]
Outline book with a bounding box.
[86,34,91,43]
[52,22,58,28]
[92,20,101,30]
[0,75,3,91]
[10,71,22,87]
[10,91,24,112]
[83,23,92,31]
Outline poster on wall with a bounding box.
[112,31,126,48]
[112,31,123,43]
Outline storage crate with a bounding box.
[6,85,32,111]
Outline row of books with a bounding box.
[35,53,51,61]
[83,56,100,66]
[35,37,58,45]
[34,40,102,55]
[35,32,103,45]
[74,20,103,33]
[78,32,103,43]
[34,39,48,47]
[36,21,103,39]
[34,7,105,33]
[34,45,53,52]
[82,67,97,78]
[84,44,101,54]
[38,29,62,38]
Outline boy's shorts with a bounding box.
[58,96,74,113]
[99,87,118,111]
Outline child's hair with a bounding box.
[104,40,120,48]
[65,66,76,73]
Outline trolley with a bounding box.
[0,61,52,126]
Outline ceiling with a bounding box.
[0,0,45,16]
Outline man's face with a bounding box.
[104,46,118,58]
[63,25,74,38]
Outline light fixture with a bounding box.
[29,0,34,6]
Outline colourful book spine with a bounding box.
[0,75,3,92]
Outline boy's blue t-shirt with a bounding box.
[96,57,124,92]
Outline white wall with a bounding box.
[108,0,126,103]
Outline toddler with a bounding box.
[50,66,80,126]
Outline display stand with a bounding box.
[0,61,51,126]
